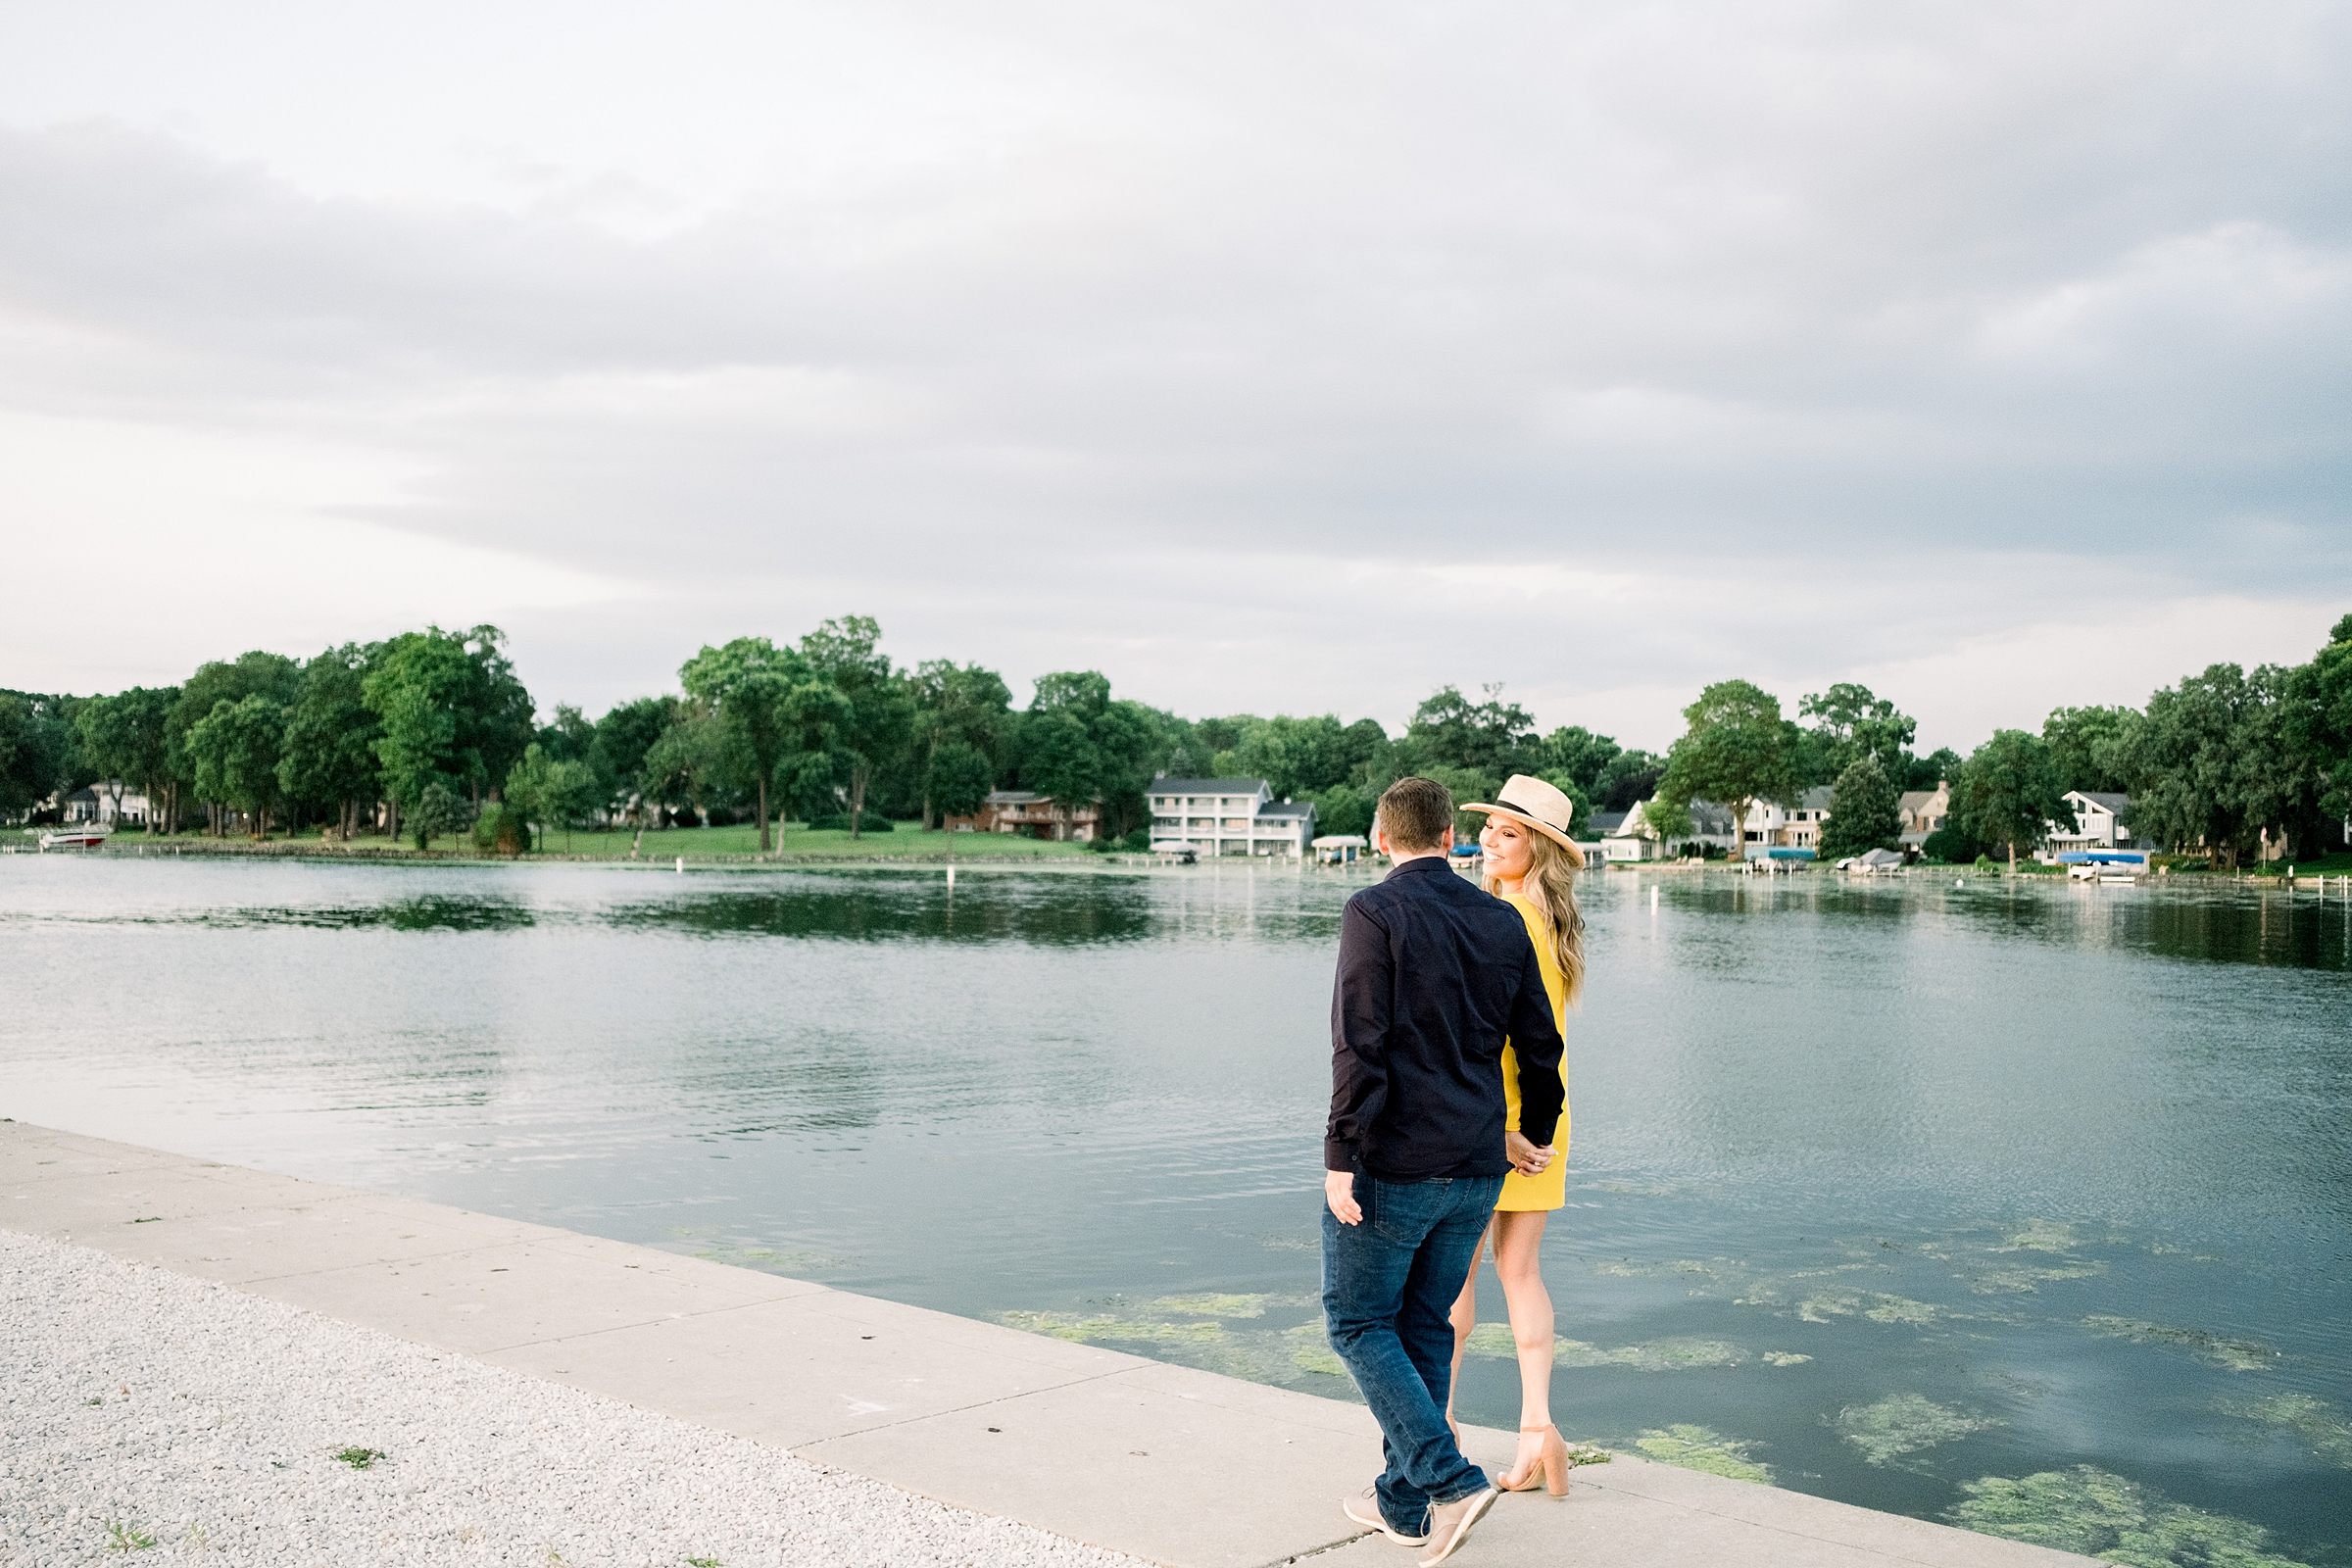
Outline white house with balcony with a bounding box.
[2045,791,2143,855]
[1147,777,1316,858]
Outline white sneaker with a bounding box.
[1342,1486,1430,1546]
[1417,1487,1499,1566]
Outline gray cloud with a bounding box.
[0,1,2345,745]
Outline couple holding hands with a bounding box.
[1321,772,1586,1566]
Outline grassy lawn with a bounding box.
[101,822,1097,861]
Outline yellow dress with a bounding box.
[1496,893,1570,1212]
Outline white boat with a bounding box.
[36,825,111,850]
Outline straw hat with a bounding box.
[1461,774,1586,868]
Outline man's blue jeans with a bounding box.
[1321,1171,1504,1536]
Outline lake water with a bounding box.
[4,857,2349,1564]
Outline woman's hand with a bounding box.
[1505,1130,1554,1176]
[1325,1170,1363,1225]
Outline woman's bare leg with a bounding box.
[1492,1208,1555,1483]
[1443,1218,1493,1437]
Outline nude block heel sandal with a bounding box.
[1500,1424,1573,1496]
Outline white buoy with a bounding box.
[675,857,683,873]
[947,865,956,888]
[1956,878,1964,888]
[1650,886,1659,910]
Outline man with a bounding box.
[1323,775,1568,1566]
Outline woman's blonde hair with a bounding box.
[1484,827,1587,1005]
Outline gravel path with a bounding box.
[2,1230,1152,1568]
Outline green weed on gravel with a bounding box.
[333,1446,386,1469]
[104,1519,156,1550]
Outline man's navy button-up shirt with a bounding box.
[1324,855,1566,1182]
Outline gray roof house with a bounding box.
[1147,777,1317,858]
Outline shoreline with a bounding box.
[2,1119,2097,1568]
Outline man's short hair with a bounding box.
[1377,776,1454,854]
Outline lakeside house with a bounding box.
[63,783,150,827]
[1147,777,1317,858]
[2045,791,2144,856]
[1755,786,1836,852]
[946,790,1106,843]
[1897,779,1952,852]
[1602,798,1739,860]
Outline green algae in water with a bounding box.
[2082,1315,2278,1371]
[2218,1393,2352,1468]
[1464,1322,1518,1357]
[1797,1290,1939,1325]
[1561,1338,1746,1370]
[1949,1466,2314,1568]
[1001,1311,1223,1345]
[1834,1395,1997,1466]
[1990,1219,2081,1253]
[1152,1294,1266,1318]
[1284,1320,1346,1376]
[1967,1261,2107,1295]
[1462,1326,1744,1371]
[1633,1425,1771,1484]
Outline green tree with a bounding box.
[1635,794,1694,853]
[2122,662,2315,866]
[767,679,855,830]
[638,706,724,824]
[1013,670,1175,838]
[170,652,300,834]
[411,780,469,852]
[593,695,674,822]
[185,695,288,838]
[363,631,471,837]
[1800,684,1918,781]
[1396,685,1540,779]
[907,661,1012,827]
[1955,729,2073,873]
[0,694,58,820]
[1021,710,1102,806]
[1818,756,1902,858]
[451,626,536,807]
[2284,613,2352,830]
[470,798,530,857]
[2042,706,2141,795]
[1539,725,1621,795]
[1905,747,1963,792]
[1657,680,1796,861]
[1311,783,1375,839]
[74,687,177,830]
[925,741,996,821]
[680,636,811,852]
[276,646,381,839]
[801,616,911,841]
[504,743,599,853]
[1089,699,1174,838]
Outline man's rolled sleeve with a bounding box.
[1325,899,1394,1171]
[1506,946,1566,1149]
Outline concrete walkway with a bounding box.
[0,1119,2092,1568]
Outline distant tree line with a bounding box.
[4,611,2346,865]
[1648,612,2352,869]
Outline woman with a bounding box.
[1448,774,1587,1496]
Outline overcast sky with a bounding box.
[2,2,2345,752]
